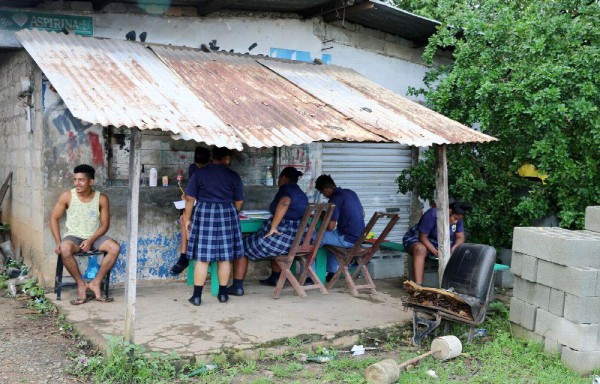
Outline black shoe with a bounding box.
[188,296,201,306]
[303,277,314,286]
[227,286,244,296]
[325,272,335,283]
[171,259,189,275]
[259,277,278,287]
[218,293,229,303]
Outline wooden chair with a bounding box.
[273,203,335,299]
[325,212,400,296]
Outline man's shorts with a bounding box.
[61,235,112,252]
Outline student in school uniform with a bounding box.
[184,147,244,306]
[227,167,309,296]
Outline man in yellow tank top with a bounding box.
[49,164,120,305]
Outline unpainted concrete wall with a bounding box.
[0,51,46,280]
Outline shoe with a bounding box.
[218,293,229,303]
[259,277,278,287]
[227,286,244,296]
[171,259,189,275]
[325,272,335,283]
[303,277,314,286]
[188,296,201,306]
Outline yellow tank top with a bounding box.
[65,188,100,239]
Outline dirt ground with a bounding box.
[0,295,86,384]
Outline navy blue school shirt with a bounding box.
[185,163,244,203]
[328,187,365,243]
[188,163,201,179]
[269,183,309,220]
[417,208,464,242]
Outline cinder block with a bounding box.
[563,294,600,324]
[535,309,599,351]
[512,276,550,311]
[512,227,600,268]
[511,251,524,276]
[495,269,514,288]
[536,260,599,297]
[367,257,404,279]
[521,253,538,282]
[543,330,562,354]
[585,206,600,233]
[510,322,544,344]
[561,347,600,375]
[548,288,565,317]
[521,301,537,331]
[509,297,523,324]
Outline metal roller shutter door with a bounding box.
[321,143,412,243]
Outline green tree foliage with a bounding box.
[395,0,600,247]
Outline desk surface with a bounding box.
[240,218,266,233]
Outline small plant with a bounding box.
[271,362,303,378]
[238,359,257,374]
[72,336,180,383]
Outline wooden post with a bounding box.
[124,128,141,343]
[435,144,450,286]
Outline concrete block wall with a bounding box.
[0,51,46,277]
[509,207,600,374]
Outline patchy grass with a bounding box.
[2,272,594,384]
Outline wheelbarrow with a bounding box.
[402,243,497,345]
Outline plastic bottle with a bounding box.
[140,164,146,186]
[264,166,274,186]
[176,169,183,184]
[162,175,169,186]
[84,255,99,279]
[149,168,158,187]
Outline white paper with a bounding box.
[351,345,365,356]
[173,200,186,209]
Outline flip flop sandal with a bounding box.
[93,296,114,303]
[69,297,89,305]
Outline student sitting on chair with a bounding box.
[49,164,120,305]
[402,201,472,286]
[314,174,365,282]
[228,167,308,295]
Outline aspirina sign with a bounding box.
[0,10,93,36]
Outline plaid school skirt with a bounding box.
[186,201,243,262]
[243,218,302,261]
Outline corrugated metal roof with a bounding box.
[150,46,384,147]
[15,29,244,149]
[260,60,496,145]
[16,29,495,149]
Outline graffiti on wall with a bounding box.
[43,78,105,168]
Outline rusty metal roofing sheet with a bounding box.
[17,29,495,149]
[15,29,244,149]
[149,46,384,147]
[259,60,497,146]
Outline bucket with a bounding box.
[0,240,14,259]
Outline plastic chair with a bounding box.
[325,212,400,296]
[54,251,110,300]
[272,203,335,299]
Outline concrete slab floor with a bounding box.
[49,279,413,356]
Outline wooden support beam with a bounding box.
[93,0,114,11]
[199,0,237,16]
[322,2,375,23]
[435,144,450,287]
[124,128,141,343]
